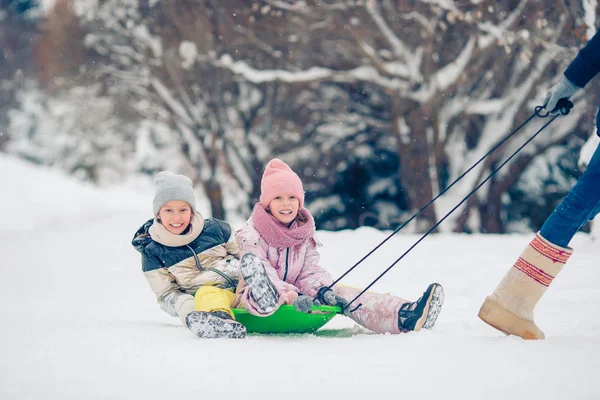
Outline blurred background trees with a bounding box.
[2,0,599,233]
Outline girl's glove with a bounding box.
[293,295,314,313]
[316,287,352,316]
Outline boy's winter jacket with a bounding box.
[132,213,240,322]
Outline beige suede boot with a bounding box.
[478,233,573,340]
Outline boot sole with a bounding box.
[410,283,443,332]
[186,311,247,339]
[240,254,279,313]
[422,284,444,330]
[478,297,544,340]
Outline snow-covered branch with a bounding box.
[218,53,412,90]
[363,1,422,80]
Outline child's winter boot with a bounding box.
[185,310,247,339]
[478,233,572,340]
[240,253,279,313]
[398,283,444,332]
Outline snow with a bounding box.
[218,55,411,92]
[132,24,162,59]
[583,0,597,39]
[1,154,599,400]
[40,0,57,13]
[466,99,505,115]
[219,54,336,83]
[179,41,197,70]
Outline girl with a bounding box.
[234,159,444,334]
[131,171,245,339]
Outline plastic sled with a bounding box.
[232,304,340,334]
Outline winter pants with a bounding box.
[333,285,409,334]
[194,286,236,318]
[540,141,600,247]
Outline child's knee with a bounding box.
[195,286,219,299]
[195,286,235,316]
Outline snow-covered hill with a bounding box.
[1,155,598,400]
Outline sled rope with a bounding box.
[328,112,535,289]
[340,99,574,313]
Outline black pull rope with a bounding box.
[342,99,573,313]
[328,112,537,289]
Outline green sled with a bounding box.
[232,304,341,334]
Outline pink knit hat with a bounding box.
[259,158,305,209]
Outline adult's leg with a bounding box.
[479,141,600,339]
[540,142,600,247]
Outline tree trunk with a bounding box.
[204,178,225,220]
[392,97,437,231]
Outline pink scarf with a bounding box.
[251,204,315,248]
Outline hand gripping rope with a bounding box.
[330,98,574,314]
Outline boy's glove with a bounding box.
[543,75,580,114]
[316,287,352,316]
[293,295,314,313]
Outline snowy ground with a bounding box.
[1,155,599,400]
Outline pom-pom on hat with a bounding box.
[259,158,305,209]
[153,171,196,216]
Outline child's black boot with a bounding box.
[398,283,444,332]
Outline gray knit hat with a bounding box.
[153,171,196,216]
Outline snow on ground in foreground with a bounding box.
[1,155,598,400]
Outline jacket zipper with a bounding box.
[186,244,236,288]
[282,248,289,282]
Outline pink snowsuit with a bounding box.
[234,204,411,334]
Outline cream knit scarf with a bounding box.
[149,213,205,247]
